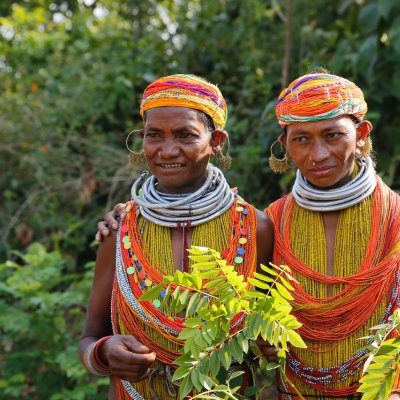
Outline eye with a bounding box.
[292,136,308,143]
[178,131,199,140]
[326,132,343,139]
[144,131,161,139]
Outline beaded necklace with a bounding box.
[266,177,400,398]
[112,191,257,399]
[292,157,376,212]
[131,164,234,227]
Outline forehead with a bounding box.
[286,116,355,135]
[144,106,203,127]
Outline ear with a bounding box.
[278,133,287,147]
[211,130,228,154]
[356,120,373,147]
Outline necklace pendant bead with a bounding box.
[127,267,135,274]
[153,299,161,308]
[237,247,245,255]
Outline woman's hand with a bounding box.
[101,334,156,382]
[388,393,400,400]
[95,203,127,242]
[256,337,280,363]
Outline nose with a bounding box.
[310,139,329,163]
[158,139,180,159]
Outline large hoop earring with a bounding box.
[218,134,232,170]
[213,133,232,170]
[269,140,291,173]
[126,129,146,166]
[359,136,373,159]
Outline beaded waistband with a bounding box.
[277,386,362,399]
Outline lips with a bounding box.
[159,163,183,169]
[309,166,335,177]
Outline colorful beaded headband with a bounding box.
[140,74,227,129]
[275,73,368,127]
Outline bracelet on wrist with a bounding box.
[85,336,112,376]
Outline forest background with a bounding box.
[1,0,400,399]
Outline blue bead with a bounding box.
[236,247,245,255]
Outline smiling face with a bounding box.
[282,117,370,189]
[142,106,217,194]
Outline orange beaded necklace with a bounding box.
[267,177,400,398]
[111,191,257,399]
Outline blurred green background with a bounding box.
[1,0,400,398]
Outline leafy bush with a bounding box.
[358,309,400,400]
[141,246,306,399]
[0,243,108,399]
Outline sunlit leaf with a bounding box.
[287,330,307,348]
[186,292,200,318]
[173,365,191,381]
[209,350,220,376]
[179,374,194,399]
[139,283,164,301]
[247,278,270,290]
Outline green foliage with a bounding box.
[3,0,400,264]
[141,246,306,399]
[357,309,400,400]
[1,1,400,398]
[0,243,107,399]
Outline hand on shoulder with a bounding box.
[95,203,127,242]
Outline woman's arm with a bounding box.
[255,209,274,272]
[254,210,279,361]
[79,230,156,381]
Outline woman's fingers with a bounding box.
[95,203,127,242]
[105,335,156,382]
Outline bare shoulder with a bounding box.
[96,230,117,267]
[255,208,274,268]
[255,209,274,235]
[92,229,117,286]
[80,230,117,342]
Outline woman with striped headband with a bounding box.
[258,72,400,400]
[80,74,273,399]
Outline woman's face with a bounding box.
[282,117,370,189]
[142,106,216,194]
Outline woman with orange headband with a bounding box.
[80,74,273,399]
[258,72,400,400]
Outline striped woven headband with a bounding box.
[275,73,368,127]
[140,74,227,129]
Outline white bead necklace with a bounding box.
[292,157,377,212]
[130,164,234,227]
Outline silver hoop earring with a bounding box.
[126,129,146,166]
